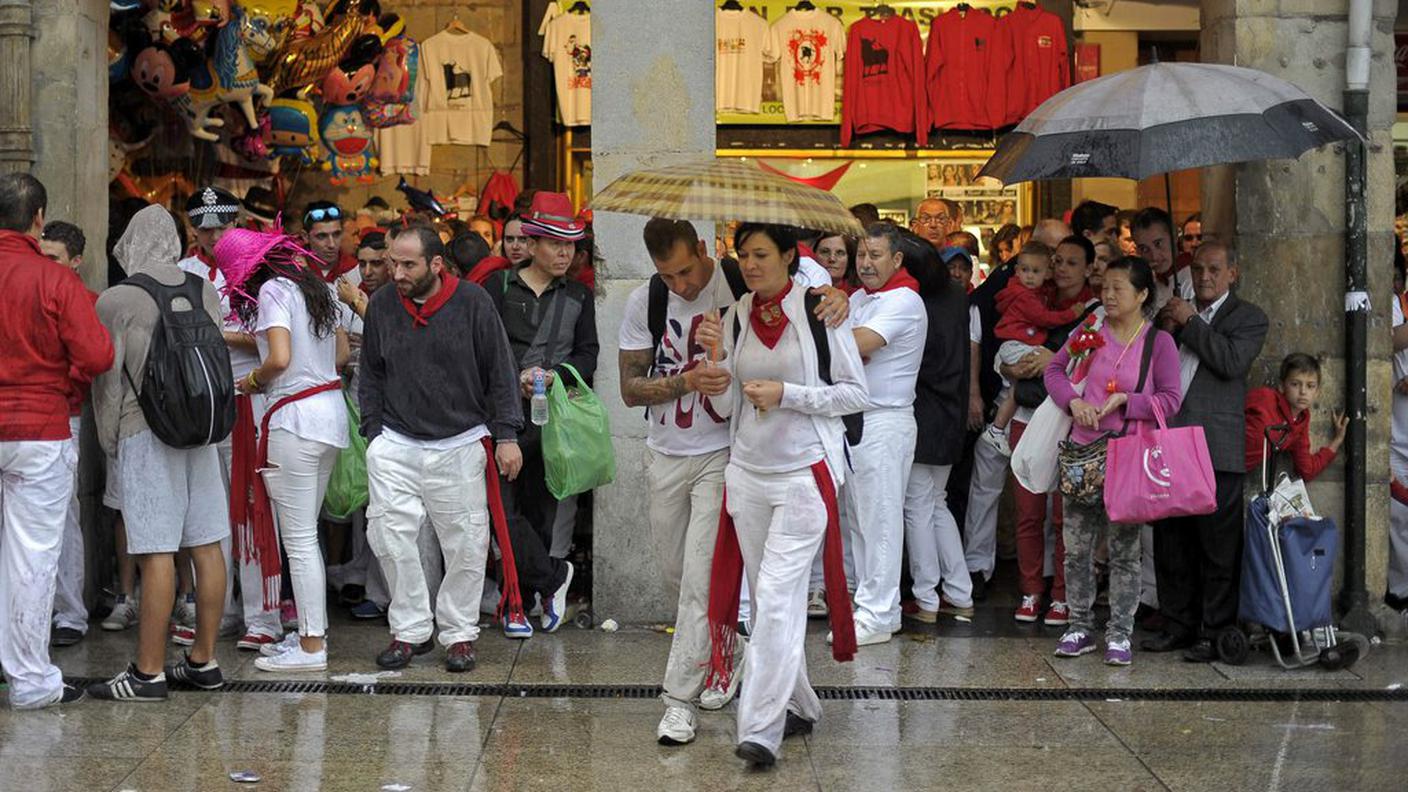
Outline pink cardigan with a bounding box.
[1044,323,1184,445]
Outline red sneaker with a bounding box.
[236,633,280,652]
[1014,594,1042,623]
[1044,601,1071,626]
[169,622,195,646]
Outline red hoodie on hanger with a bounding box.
[1001,3,1069,126]
[841,15,927,147]
[926,6,1013,131]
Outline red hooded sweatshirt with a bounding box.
[926,7,1012,131]
[1244,386,1337,483]
[1001,3,1069,125]
[0,231,114,441]
[842,15,928,147]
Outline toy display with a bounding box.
[318,105,377,185]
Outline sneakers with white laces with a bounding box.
[699,651,744,711]
[259,632,299,657]
[254,642,327,672]
[101,596,138,631]
[656,706,697,746]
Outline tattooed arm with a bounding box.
[619,348,690,408]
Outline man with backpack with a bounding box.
[0,173,113,708]
[89,205,235,702]
[618,218,849,746]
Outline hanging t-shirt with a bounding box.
[715,8,776,114]
[926,7,1012,131]
[543,12,592,126]
[841,15,927,147]
[538,1,562,36]
[1001,3,1069,125]
[417,28,503,146]
[254,277,349,451]
[849,286,928,409]
[769,9,846,122]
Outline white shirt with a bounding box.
[968,304,981,345]
[1153,266,1195,314]
[731,326,825,473]
[1178,290,1230,397]
[254,278,349,450]
[619,262,738,457]
[796,254,831,289]
[542,12,592,125]
[1392,296,1408,473]
[418,29,504,145]
[850,286,928,409]
[770,10,846,122]
[382,424,487,451]
[177,255,261,379]
[716,8,776,113]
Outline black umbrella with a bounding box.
[978,62,1359,185]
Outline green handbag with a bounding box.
[542,363,615,500]
[323,389,369,521]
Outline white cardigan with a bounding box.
[718,285,870,486]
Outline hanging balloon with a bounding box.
[169,7,275,142]
[319,34,381,106]
[266,0,380,95]
[318,104,377,186]
[267,97,321,164]
[129,34,204,100]
[236,0,299,64]
[190,0,231,27]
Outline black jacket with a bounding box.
[969,259,1015,407]
[489,268,599,385]
[914,277,971,466]
[1170,292,1268,473]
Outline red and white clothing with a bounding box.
[769,9,846,122]
[926,6,1012,131]
[994,280,1075,346]
[716,7,775,114]
[1001,3,1069,125]
[841,15,927,147]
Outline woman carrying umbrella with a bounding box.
[704,223,868,769]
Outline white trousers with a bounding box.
[843,409,917,633]
[726,463,826,755]
[262,429,339,638]
[52,416,87,633]
[904,463,974,610]
[1391,492,1408,598]
[648,448,728,712]
[964,435,1007,578]
[0,439,75,708]
[809,495,856,594]
[367,436,488,646]
[218,438,282,637]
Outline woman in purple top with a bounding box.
[1044,257,1182,666]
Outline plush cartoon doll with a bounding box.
[318,105,377,185]
[129,33,204,100]
[267,97,320,163]
[319,33,381,105]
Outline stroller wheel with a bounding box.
[1319,646,1352,671]
[1216,627,1250,665]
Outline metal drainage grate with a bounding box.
[64,679,1408,703]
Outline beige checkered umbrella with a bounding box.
[589,158,864,236]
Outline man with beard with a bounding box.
[359,223,524,672]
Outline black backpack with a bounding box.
[121,273,236,448]
[647,257,749,366]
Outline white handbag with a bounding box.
[1012,379,1084,494]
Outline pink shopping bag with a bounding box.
[1104,400,1217,524]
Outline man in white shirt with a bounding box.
[619,219,850,747]
[841,223,928,646]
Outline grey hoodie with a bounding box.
[93,205,223,455]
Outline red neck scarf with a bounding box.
[706,461,855,692]
[749,280,793,349]
[313,251,359,283]
[400,271,459,327]
[189,248,219,282]
[864,266,920,295]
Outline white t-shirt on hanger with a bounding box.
[417,28,503,147]
[769,9,846,122]
[716,8,776,113]
[542,12,592,126]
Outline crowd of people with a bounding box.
[0,170,1399,770]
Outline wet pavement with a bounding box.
[3,602,1405,792]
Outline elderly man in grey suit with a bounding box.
[1144,241,1268,662]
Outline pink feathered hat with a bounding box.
[213,226,315,297]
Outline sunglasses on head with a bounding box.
[304,206,343,224]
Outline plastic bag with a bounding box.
[323,389,369,520]
[1012,380,1083,494]
[542,364,615,500]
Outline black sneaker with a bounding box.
[445,641,477,673]
[51,627,84,647]
[87,665,168,702]
[735,741,776,768]
[339,584,366,607]
[58,682,85,705]
[970,573,989,603]
[376,639,434,670]
[165,655,225,690]
[783,711,814,739]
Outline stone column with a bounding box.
[590,0,715,622]
[1201,0,1399,630]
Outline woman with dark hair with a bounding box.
[215,229,350,673]
[814,233,858,294]
[1044,256,1182,666]
[706,223,868,768]
[466,212,524,285]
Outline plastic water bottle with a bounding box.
[530,369,549,426]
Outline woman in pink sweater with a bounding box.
[1044,256,1183,666]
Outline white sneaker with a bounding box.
[979,423,1012,458]
[827,625,893,647]
[541,561,574,633]
[259,632,298,657]
[656,705,697,746]
[254,643,327,672]
[101,597,138,631]
[699,651,744,711]
[174,593,197,627]
[806,590,829,618]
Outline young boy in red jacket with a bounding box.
[1244,353,1347,482]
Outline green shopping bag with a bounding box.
[323,389,369,520]
[542,363,615,500]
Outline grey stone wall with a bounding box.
[590,0,716,623]
[1201,0,1398,612]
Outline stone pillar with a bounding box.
[590,0,715,623]
[1201,0,1399,629]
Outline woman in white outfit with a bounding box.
[215,229,349,672]
[705,223,870,769]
